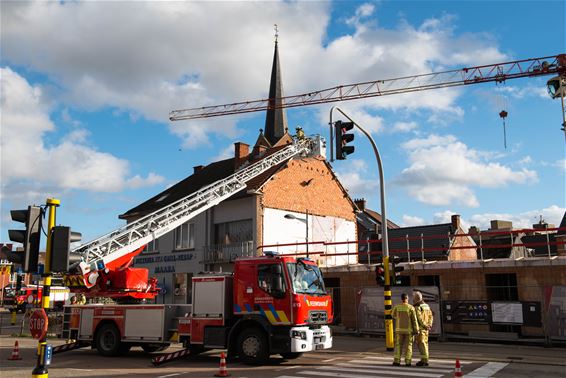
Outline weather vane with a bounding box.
[274,24,279,43]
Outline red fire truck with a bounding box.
[62,253,332,363]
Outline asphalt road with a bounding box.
[2,333,565,378]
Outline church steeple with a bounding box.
[264,27,288,146]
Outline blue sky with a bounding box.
[1,1,565,245]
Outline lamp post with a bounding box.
[329,106,394,351]
[284,210,309,258]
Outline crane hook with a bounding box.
[499,110,508,149]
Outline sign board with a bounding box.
[29,308,49,339]
[492,302,523,324]
[443,301,490,324]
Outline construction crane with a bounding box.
[169,54,566,123]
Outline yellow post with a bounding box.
[32,198,59,378]
[383,255,394,351]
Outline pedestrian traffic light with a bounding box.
[391,255,404,285]
[50,226,82,273]
[334,120,355,160]
[375,263,385,286]
[8,205,42,273]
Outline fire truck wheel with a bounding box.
[237,327,269,365]
[141,344,169,353]
[281,352,303,360]
[96,323,126,357]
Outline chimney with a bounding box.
[451,214,461,230]
[234,142,250,169]
[193,165,205,174]
[468,226,479,235]
[354,198,366,211]
[490,220,513,230]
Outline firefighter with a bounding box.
[391,293,419,366]
[413,291,433,366]
[295,126,305,140]
[76,293,86,305]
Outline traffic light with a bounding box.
[8,206,42,273]
[375,263,385,286]
[50,226,82,273]
[391,255,404,285]
[334,120,355,160]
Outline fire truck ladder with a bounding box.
[71,136,320,284]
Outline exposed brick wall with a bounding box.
[449,230,478,261]
[261,157,355,221]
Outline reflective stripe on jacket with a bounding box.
[415,302,433,330]
[391,303,418,334]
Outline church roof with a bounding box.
[264,40,288,145]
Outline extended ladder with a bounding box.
[71,136,324,279]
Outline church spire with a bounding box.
[264,25,288,145]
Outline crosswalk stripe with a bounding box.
[363,356,472,365]
[298,371,402,378]
[349,359,455,370]
[464,362,509,377]
[337,362,453,374]
[317,365,443,378]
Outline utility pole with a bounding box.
[329,106,394,351]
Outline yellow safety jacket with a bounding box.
[391,303,418,334]
[415,302,433,332]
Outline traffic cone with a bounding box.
[214,351,230,377]
[454,359,462,377]
[7,340,22,360]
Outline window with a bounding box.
[175,222,195,250]
[257,264,285,297]
[144,238,159,254]
[214,219,253,245]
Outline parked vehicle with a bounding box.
[62,254,333,364]
[15,286,70,312]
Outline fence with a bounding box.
[329,283,566,344]
[256,226,566,267]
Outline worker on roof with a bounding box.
[295,126,305,140]
[391,293,418,367]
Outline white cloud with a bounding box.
[401,215,426,227]
[334,158,378,198]
[467,205,565,230]
[0,68,164,200]
[394,134,538,207]
[391,121,418,133]
[1,1,507,145]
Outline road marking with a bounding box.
[464,362,509,377]
[323,357,341,362]
[338,361,453,374]
[68,368,94,372]
[277,366,300,371]
[364,355,472,365]
[317,365,443,378]
[157,374,181,378]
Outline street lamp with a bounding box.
[284,211,309,257]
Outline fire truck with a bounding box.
[15,286,70,313]
[59,136,333,363]
[62,253,332,363]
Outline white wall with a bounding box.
[262,208,357,266]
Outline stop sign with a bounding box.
[29,309,49,339]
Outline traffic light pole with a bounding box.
[329,106,394,351]
[32,198,59,378]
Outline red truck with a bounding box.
[62,253,333,363]
[15,286,70,313]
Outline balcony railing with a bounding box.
[203,241,255,264]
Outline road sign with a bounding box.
[29,308,48,339]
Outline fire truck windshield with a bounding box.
[287,262,326,295]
